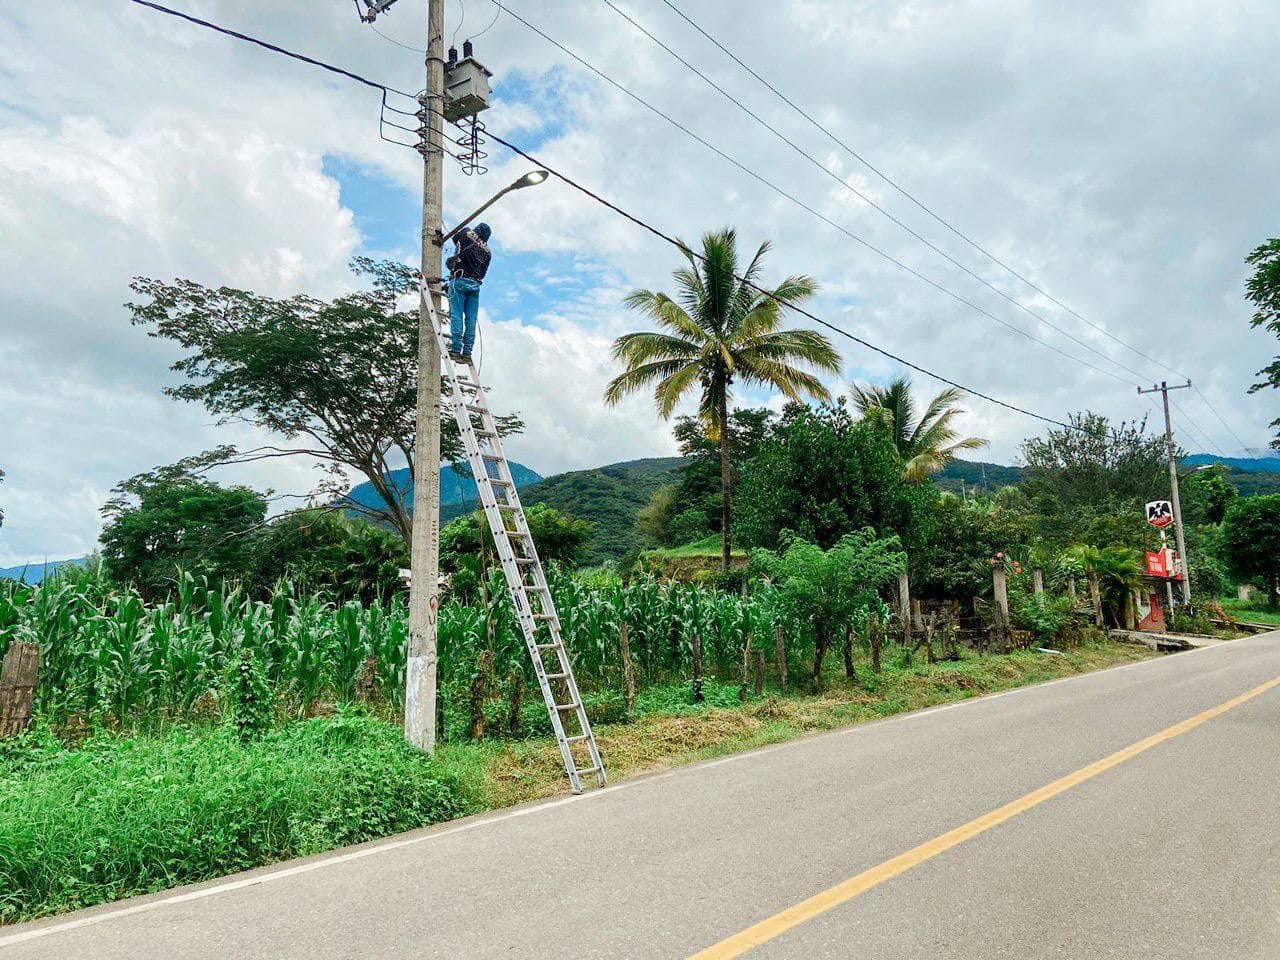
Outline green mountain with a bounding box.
[935,459,1025,493]
[443,457,685,565]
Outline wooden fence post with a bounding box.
[897,571,912,645]
[619,622,636,718]
[1068,576,1078,605]
[739,633,752,703]
[773,624,788,694]
[1033,569,1045,605]
[753,650,765,697]
[692,632,704,703]
[1088,572,1104,628]
[1,642,41,738]
[992,564,1010,649]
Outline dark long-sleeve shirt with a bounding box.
[447,229,492,281]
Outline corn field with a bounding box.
[0,566,778,731]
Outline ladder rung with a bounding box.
[480,452,503,460]
[487,477,513,487]
[464,404,488,414]
[514,556,536,565]
[566,734,590,744]
[533,612,556,620]
[544,672,568,680]
[554,702,580,711]
[572,765,601,775]
[535,643,560,651]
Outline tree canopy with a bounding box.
[100,466,267,599]
[1222,494,1280,607]
[127,258,521,544]
[1245,238,1280,448]
[735,400,936,558]
[605,227,841,569]
[852,377,987,482]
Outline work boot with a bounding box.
[449,350,467,363]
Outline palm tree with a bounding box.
[604,228,842,570]
[851,376,988,482]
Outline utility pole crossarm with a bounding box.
[1138,380,1194,605]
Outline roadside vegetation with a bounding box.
[1,230,1274,924]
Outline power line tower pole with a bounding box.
[1138,380,1194,605]
[405,0,446,751]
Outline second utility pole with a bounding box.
[406,0,445,751]
[1139,380,1193,605]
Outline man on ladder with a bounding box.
[445,222,491,363]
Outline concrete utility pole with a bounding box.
[405,0,446,751]
[1138,380,1193,605]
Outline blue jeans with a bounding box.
[448,278,481,355]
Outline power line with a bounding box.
[1191,384,1254,455]
[489,2,1139,390]
[655,0,1263,458]
[655,0,1187,383]
[125,0,1084,432]
[479,128,1073,431]
[597,0,1150,388]
[127,0,416,98]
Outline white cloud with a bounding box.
[2,0,1278,564]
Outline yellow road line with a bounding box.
[689,672,1280,959]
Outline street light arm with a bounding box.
[441,184,517,244]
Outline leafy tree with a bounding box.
[1180,464,1238,525]
[127,258,522,545]
[851,377,987,481]
[752,530,906,686]
[604,228,841,571]
[249,510,408,604]
[669,409,775,542]
[1245,238,1280,447]
[1222,494,1280,607]
[1020,412,1169,549]
[635,483,679,546]
[440,503,593,573]
[100,466,267,599]
[918,493,1034,601]
[735,401,936,558]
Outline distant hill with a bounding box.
[345,461,543,516]
[1182,453,1280,474]
[443,457,686,565]
[0,557,86,584]
[935,459,1025,493]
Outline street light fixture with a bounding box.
[441,170,550,243]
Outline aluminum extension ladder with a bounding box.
[430,290,606,793]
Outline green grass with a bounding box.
[0,640,1155,925]
[645,535,745,558]
[0,712,473,924]
[1220,598,1280,625]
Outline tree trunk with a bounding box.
[812,633,829,691]
[842,626,856,679]
[718,393,732,573]
[774,624,788,694]
[739,633,752,703]
[870,614,882,674]
[753,650,766,697]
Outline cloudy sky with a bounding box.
[1,0,1277,566]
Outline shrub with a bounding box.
[1011,592,1077,646]
[0,714,474,922]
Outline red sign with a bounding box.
[1145,550,1169,578]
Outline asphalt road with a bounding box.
[5,632,1280,959]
